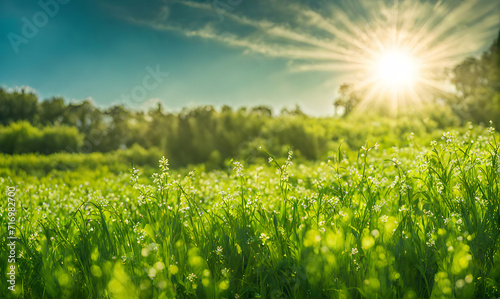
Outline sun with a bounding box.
[375,49,419,90]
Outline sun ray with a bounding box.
[110,0,500,113]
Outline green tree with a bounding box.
[100,105,130,152]
[38,97,66,125]
[450,34,500,126]
[0,88,38,124]
[333,83,361,117]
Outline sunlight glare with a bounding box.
[376,50,419,89]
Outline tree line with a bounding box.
[0,91,457,168]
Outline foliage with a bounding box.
[0,121,84,155]
[0,96,465,169]
[0,110,463,174]
[0,143,162,177]
[333,83,362,117]
[0,88,38,124]
[449,36,500,127]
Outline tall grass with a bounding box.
[1,126,499,298]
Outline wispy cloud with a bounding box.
[101,0,500,108]
[103,0,499,68]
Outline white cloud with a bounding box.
[3,85,39,96]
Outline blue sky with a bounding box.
[1,0,499,115]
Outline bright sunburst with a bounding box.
[375,50,419,89]
[125,0,500,114]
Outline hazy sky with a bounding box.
[1,0,499,115]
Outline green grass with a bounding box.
[1,126,500,298]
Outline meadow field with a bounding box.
[2,0,499,298]
[1,124,499,299]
